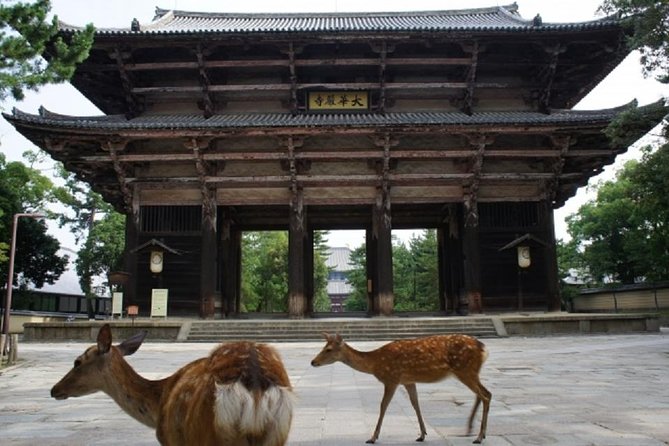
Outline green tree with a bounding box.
[562,0,669,286]
[240,230,331,313]
[312,230,331,312]
[409,230,439,310]
[241,231,289,312]
[567,165,640,284]
[393,230,439,311]
[566,150,669,284]
[0,0,94,101]
[0,153,67,288]
[599,0,669,82]
[625,146,669,279]
[52,164,109,244]
[344,244,367,311]
[75,210,125,297]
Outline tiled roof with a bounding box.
[4,107,630,132]
[326,247,353,271]
[327,281,353,295]
[59,4,619,36]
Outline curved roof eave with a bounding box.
[4,105,640,134]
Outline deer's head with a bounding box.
[50,324,147,400]
[310,332,345,367]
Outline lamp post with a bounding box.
[1,213,46,338]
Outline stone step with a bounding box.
[184,317,499,342]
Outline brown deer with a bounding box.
[311,332,491,444]
[51,324,294,446]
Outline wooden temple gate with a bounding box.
[5,5,661,318]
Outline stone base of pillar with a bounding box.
[378,292,394,316]
[288,293,306,319]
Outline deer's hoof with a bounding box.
[365,440,376,444]
[416,436,425,442]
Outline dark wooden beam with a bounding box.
[94,56,474,72]
[195,45,215,118]
[110,47,141,118]
[462,41,480,115]
[537,44,565,113]
[79,147,565,163]
[130,80,510,95]
[288,43,299,115]
[104,140,133,211]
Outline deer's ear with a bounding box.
[321,332,331,341]
[97,324,112,354]
[334,333,343,344]
[117,330,148,357]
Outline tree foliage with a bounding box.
[75,211,125,297]
[0,0,94,101]
[240,230,330,312]
[393,230,440,311]
[599,0,669,82]
[51,166,125,297]
[566,146,669,284]
[345,230,440,312]
[0,153,66,288]
[312,230,331,312]
[343,244,368,311]
[560,1,669,287]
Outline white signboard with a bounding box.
[112,292,123,316]
[150,288,169,318]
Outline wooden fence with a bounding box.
[572,282,669,313]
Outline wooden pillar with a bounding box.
[369,133,394,316]
[220,212,240,317]
[288,188,307,318]
[305,230,315,315]
[189,137,218,318]
[463,200,482,315]
[123,186,140,309]
[372,195,394,316]
[542,200,561,311]
[437,226,448,313]
[199,188,217,319]
[365,229,376,315]
[442,206,464,314]
[463,223,482,314]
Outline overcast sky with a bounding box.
[1,0,667,249]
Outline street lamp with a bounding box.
[1,213,46,338]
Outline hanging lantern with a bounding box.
[517,245,531,268]
[150,250,164,273]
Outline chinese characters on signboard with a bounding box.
[307,91,369,111]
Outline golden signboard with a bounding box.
[308,91,369,110]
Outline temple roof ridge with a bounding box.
[57,3,620,35]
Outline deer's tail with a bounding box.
[215,381,295,445]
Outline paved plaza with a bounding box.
[0,332,667,445]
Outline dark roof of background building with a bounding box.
[58,3,620,36]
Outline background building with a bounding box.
[325,247,353,312]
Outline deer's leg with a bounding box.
[456,373,491,444]
[475,384,491,445]
[467,397,482,434]
[367,383,398,444]
[404,383,427,442]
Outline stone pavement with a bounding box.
[0,332,667,446]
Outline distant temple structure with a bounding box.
[326,247,354,312]
[4,4,662,318]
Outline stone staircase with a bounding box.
[184,316,500,342]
